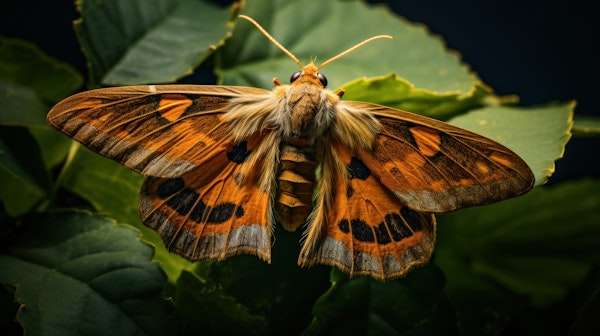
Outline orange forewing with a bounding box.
[351,102,534,212]
[47,85,269,177]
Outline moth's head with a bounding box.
[238,15,391,88]
[289,62,328,88]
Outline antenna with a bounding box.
[239,15,303,68]
[238,15,392,70]
[318,35,393,69]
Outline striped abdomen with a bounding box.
[276,144,317,231]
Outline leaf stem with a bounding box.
[43,140,80,210]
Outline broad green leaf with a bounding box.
[341,74,495,119]
[0,127,50,216]
[61,145,144,225]
[0,127,49,192]
[0,83,49,128]
[0,37,82,128]
[218,0,479,95]
[75,0,235,86]
[0,168,45,217]
[59,145,192,280]
[57,144,140,218]
[448,102,574,185]
[169,270,268,335]
[572,114,600,137]
[306,265,457,336]
[0,37,82,198]
[29,127,72,171]
[0,210,181,335]
[0,37,82,103]
[435,179,600,334]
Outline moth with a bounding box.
[47,15,534,281]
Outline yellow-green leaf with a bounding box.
[448,102,574,185]
[218,0,479,95]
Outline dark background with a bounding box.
[1,0,598,182]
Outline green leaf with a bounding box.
[0,168,45,218]
[435,179,600,334]
[0,37,82,103]
[448,102,574,185]
[0,37,82,128]
[61,145,144,225]
[218,0,479,94]
[572,114,600,137]
[29,127,72,171]
[341,74,494,119]
[0,127,50,216]
[59,145,193,281]
[0,37,82,211]
[0,210,181,335]
[0,127,49,192]
[0,83,49,128]
[306,265,457,336]
[75,0,235,86]
[57,143,141,220]
[169,270,268,335]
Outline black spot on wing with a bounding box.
[385,213,413,241]
[348,157,370,180]
[227,141,251,164]
[235,205,244,218]
[157,178,185,198]
[346,185,354,199]
[189,200,207,222]
[189,199,244,224]
[209,203,241,223]
[350,218,375,242]
[401,207,423,232]
[166,188,199,215]
[159,178,245,224]
[339,219,350,233]
[373,213,417,245]
[374,223,392,245]
[337,210,423,245]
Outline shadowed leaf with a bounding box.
[75,0,236,86]
[0,210,181,335]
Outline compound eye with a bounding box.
[290,71,302,83]
[317,72,328,87]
